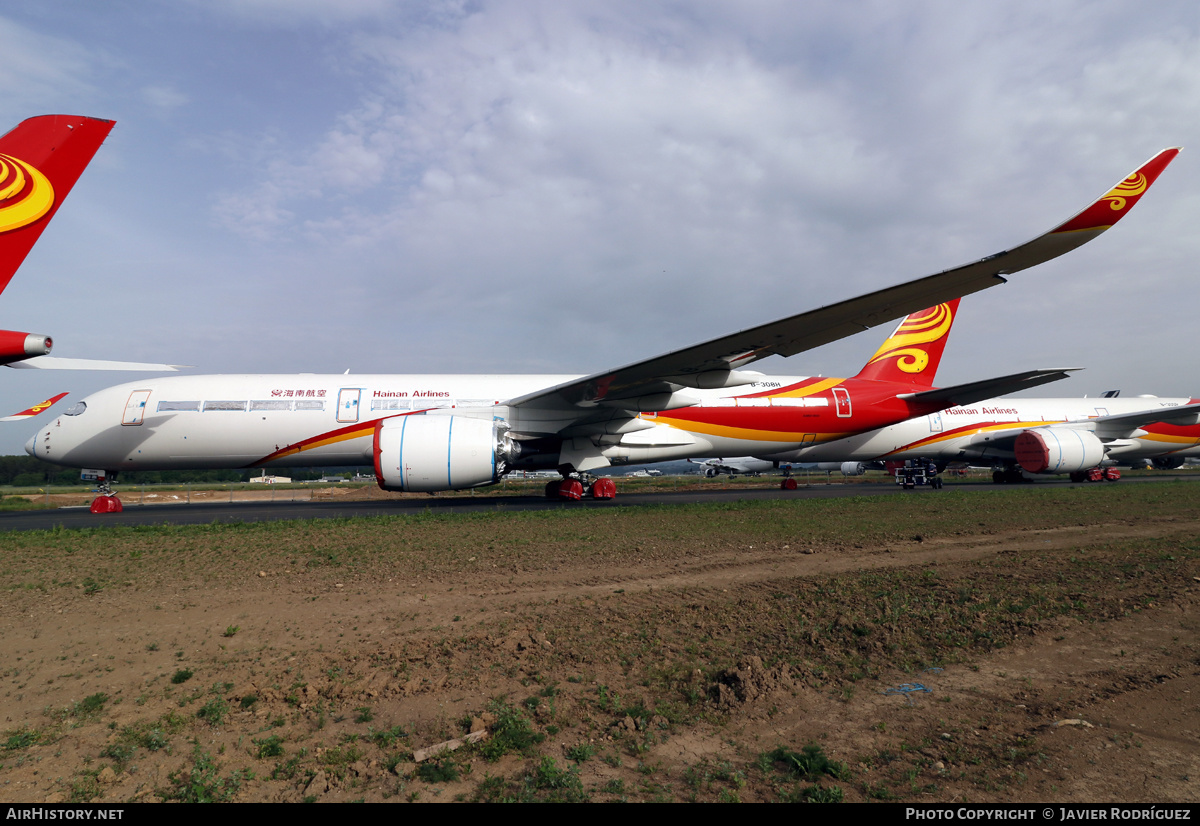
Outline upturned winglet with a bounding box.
[1051,147,1181,235]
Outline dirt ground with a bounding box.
[0,490,1197,803]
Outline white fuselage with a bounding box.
[30,372,818,472]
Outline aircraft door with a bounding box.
[122,390,152,426]
[336,388,362,423]
[833,387,852,418]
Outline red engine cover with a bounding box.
[1014,428,1104,475]
[1014,431,1051,473]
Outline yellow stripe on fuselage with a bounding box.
[654,416,854,444]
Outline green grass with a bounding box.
[163,745,252,803]
[480,700,544,762]
[1,480,1197,803]
[2,484,1197,601]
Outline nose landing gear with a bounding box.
[88,472,123,514]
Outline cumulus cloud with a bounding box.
[189,2,1197,380]
[4,0,1198,400]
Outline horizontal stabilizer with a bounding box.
[7,356,184,371]
[898,368,1081,408]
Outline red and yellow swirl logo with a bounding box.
[1100,171,1147,212]
[0,154,54,233]
[864,303,954,374]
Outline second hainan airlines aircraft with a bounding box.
[27,149,1180,503]
[761,393,1200,483]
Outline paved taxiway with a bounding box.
[1,481,933,530]
[1,476,1194,531]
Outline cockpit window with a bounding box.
[64,401,87,416]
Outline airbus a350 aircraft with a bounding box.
[762,393,1200,483]
[0,115,179,419]
[27,149,1179,505]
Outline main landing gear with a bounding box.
[89,472,123,514]
[545,474,617,501]
[991,465,1121,483]
[991,466,1028,484]
[1069,467,1121,483]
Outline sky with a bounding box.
[1,0,1198,455]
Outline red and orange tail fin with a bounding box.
[0,391,68,422]
[0,115,115,295]
[854,298,961,387]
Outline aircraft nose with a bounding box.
[24,432,37,457]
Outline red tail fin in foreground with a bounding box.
[854,298,961,387]
[0,115,115,295]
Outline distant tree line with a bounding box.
[0,455,369,487]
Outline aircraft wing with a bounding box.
[1093,401,1200,440]
[507,148,1180,420]
[7,357,184,371]
[897,368,1081,408]
[0,391,68,422]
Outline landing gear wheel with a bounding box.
[590,477,617,500]
[89,495,123,514]
[557,479,584,500]
[89,473,122,514]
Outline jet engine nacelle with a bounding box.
[815,462,866,476]
[373,414,516,492]
[0,330,51,366]
[1014,428,1105,474]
